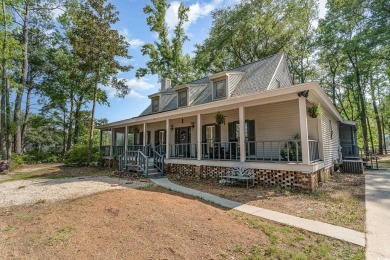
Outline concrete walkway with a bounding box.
[150,177,365,247]
[366,169,390,260]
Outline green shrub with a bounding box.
[22,151,61,164]
[64,145,100,165]
[11,153,24,170]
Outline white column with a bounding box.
[197,114,202,160]
[299,97,310,164]
[143,123,147,145]
[110,128,113,156]
[166,119,170,159]
[317,116,324,160]
[239,106,246,162]
[124,126,128,153]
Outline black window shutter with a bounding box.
[215,124,221,142]
[228,122,236,141]
[202,125,206,143]
[175,128,180,144]
[187,127,191,143]
[247,120,256,155]
[147,131,151,144]
[140,132,144,145]
[247,120,255,141]
[154,130,159,145]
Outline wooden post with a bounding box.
[197,114,201,160]
[110,128,113,157]
[143,123,147,146]
[299,97,310,164]
[239,106,246,162]
[166,119,170,159]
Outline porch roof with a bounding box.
[97,82,343,130]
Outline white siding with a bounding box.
[321,110,340,168]
[268,58,293,90]
[228,74,244,95]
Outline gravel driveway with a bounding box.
[0,176,149,208]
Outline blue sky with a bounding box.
[96,0,327,123]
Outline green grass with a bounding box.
[231,212,365,260]
[48,225,75,244]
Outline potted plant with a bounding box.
[132,127,139,134]
[215,112,226,125]
[307,104,323,118]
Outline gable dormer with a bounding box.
[174,84,189,108]
[148,93,160,113]
[208,71,245,100]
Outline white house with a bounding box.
[97,53,348,191]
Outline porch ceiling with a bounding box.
[97,82,342,130]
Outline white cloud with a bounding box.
[99,77,155,100]
[165,0,223,32]
[119,28,144,49]
[127,91,145,99]
[125,78,155,91]
[52,8,64,19]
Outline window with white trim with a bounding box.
[214,80,226,99]
[178,90,187,107]
[152,97,159,112]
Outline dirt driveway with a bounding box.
[0,176,148,207]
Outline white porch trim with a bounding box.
[165,158,325,173]
[166,119,170,159]
[239,106,246,162]
[299,97,310,164]
[197,114,201,161]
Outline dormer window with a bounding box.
[152,97,159,112]
[178,89,188,107]
[214,79,226,99]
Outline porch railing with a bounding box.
[112,146,125,156]
[128,144,152,157]
[309,140,320,163]
[118,150,148,176]
[155,144,166,155]
[169,144,197,159]
[245,140,302,162]
[341,144,360,159]
[100,146,110,157]
[153,149,164,175]
[201,142,240,160]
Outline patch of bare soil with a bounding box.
[0,165,114,183]
[0,188,266,260]
[170,172,365,232]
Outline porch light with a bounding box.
[297,90,309,98]
[170,124,174,130]
[191,122,195,128]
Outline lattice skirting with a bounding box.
[165,163,334,191]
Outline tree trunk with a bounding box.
[6,79,12,165]
[21,85,32,147]
[1,0,8,160]
[87,71,99,164]
[62,109,67,156]
[73,95,83,145]
[347,52,369,155]
[14,1,30,154]
[367,117,375,154]
[370,77,383,154]
[66,91,74,151]
[381,114,387,154]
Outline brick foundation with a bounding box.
[166,163,334,191]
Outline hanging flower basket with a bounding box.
[307,104,323,118]
[215,112,226,125]
[132,127,139,134]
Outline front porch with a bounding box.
[100,96,322,175]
